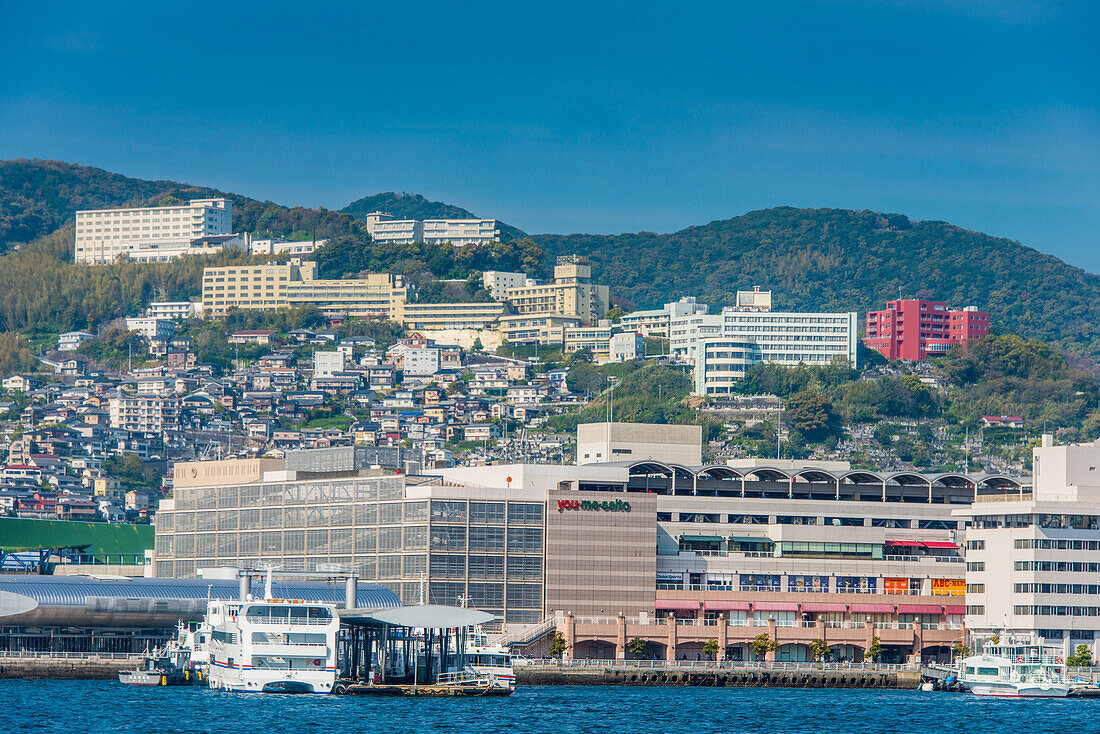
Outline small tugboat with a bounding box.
[959,634,1071,697]
[463,627,517,689]
[119,623,207,687]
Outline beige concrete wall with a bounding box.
[172,458,284,488]
[545,490,656,616]
[577,422,702,465]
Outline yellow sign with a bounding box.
[931,578,965,596]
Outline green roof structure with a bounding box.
[0,518,153,561]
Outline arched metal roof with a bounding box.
[626,461,675,476]
[742,467,792,482]
[695,465,742,480]
[929,473,974,487]
[884,472,930,486]
[976,475,1024,489]
[839,471,884,484]
[0,576,400,611]
[792,469,837,483]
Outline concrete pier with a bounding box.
[517,662,921,689]
[0,655,139,680]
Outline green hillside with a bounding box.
[533,207,1100,361]
[342,191,525,240]
[0,158,368,252]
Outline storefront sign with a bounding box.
[884,577,908,594]
[557,498,631,513]
[932,578,965,596]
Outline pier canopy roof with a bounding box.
[340,604,494,630]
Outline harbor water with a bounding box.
[5,681,1098,733]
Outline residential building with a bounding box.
[146,301,200,320]
[563,323,613,354]
[58,331,94,352]
[403,348,442,377]
[958,435,1100,659]
[201,260,407,319]
[398,301,506,331]
[228,330,276,345]
[364,212,500,246]
[498,314,582,345]
[249,238,327,256]
[692,338,763,396]
[75,198,235,264]
[865,299,990,361]
[108,394,180,433]
[482,271,533,300]
[620,296,709,338]
[125,317,176,342]
[313,351,346,378]
[500,255,610,326]
[609,332,644,363]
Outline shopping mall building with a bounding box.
[148,423,1034,663]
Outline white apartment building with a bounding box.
[58,331,94,352]
[609,332,644,363]
[670,289,858,395]
[249,238,327,256]
[404,348,442,376]
[75,199,234,264]
[125,317,176,341]
[364,212,499,246]
[146,302,200,320]
[621,296,709,338]
[313,351,346,378]
[109,394,181,433]
[959,435,1100,658]
[483,271,534,300]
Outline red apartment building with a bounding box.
[865,299,989,361]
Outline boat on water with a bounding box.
[119,623,208,687]
[461,627,517,689]
[204,570,340,694]
[959,635,1071,697]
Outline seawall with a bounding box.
[517,663,921,688]
[0,656,137,680]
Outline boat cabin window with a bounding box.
[977,667,999,676]
[471,654,511,667]
[244,605,333,624]
[965,667,975,675]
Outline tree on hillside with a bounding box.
[785,390,841,443]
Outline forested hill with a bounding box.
[534,207,1100,361]
[0,158,367,251]
[341,192,525,240]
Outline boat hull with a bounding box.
[969,682,1071,697]
[119,671,164,686]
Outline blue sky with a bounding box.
[2,1,1098,270]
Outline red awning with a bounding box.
[921,541,960,549]
[885,540,925,547]
[656,600,700,610]
[851,603,896,614]
[703,600,751,611]
[944,605,966,615]
[801,602,848,613]
[898,604,942,615]
[753,602,799,612]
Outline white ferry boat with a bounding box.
[463,628,517,688]
[204,572,339,694]
[959,635,1071,697]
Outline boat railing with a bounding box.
[0,651,143,660]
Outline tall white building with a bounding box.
[959,435,1100,658]
[75,199,235,264]
[669,289,858,395]
[364,212,499,246]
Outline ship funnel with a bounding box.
[239,570,251,601]
[345,574,358,610]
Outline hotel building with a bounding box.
[364,212,500,246]
[500,256,610,326]
[75,199,236,264]
[865,299,990,361]
[153,424,1026,662]
[959,435,1100,659]
[201,260,407,320]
